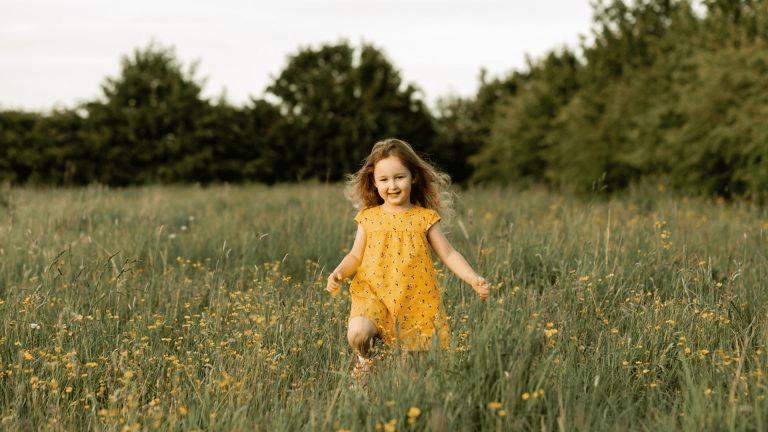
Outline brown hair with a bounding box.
[346,138,452,217]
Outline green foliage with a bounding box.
[266,41,436,181]
[85,40,209,185]
[1,40,462,186]
[0,109,98,186]
[0,110,41,183]
[187,100,283,184]
[5,0,768,193]
[472,0,768,199]
[666,42,768,197]
[426,96,484,183]
[471,50,581,187]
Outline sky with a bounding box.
[1,0,595,112]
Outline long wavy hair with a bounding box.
[346,138,453,218]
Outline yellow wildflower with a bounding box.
[384,419,397,432]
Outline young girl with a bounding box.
[326,138,490,369]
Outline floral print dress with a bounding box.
[349,205,450,351]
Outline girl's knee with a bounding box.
[347,316,378,352]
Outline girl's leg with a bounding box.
[347,316,378,357]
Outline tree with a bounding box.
[266,41,436,181]
[85,40,209,185]
[469,49,581,187]
[468,0,712,194]
[428,96,484,184]
[35,108,96,185]
[189,97,283,184]
[0,110,41,183]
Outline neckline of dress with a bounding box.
[379,204,415,214]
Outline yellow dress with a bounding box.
[349,205,450,351]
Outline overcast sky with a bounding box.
[1,0,595,112]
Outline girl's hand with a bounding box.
[326,270,342,295]
[473,276,490,301]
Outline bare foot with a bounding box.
[351,354,374,386]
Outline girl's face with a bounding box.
[373,155,414,210]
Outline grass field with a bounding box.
[1,183,768,431]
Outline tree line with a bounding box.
[1,41,472,186]
[2,0,768,199]
[472,0,768,199]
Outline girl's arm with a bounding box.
[326,225,366,294]
[428,221,490,300]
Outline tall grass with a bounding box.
[1,183,767,431]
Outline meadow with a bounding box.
[1,183,768,431]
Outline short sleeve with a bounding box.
[426,209,441,229]
[354,208,373,226]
